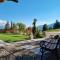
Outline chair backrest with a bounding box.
[39,35,60,50]
[55,37,60,49]
[54,35,59,39]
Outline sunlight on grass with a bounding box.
[0,33,29,43]
[47,29,60,32]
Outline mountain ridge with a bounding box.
[38,23,54,30]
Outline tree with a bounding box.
[0,0,18,3]
[53,20,60,29]
[8,0,18,3]
[42,24,48,31]
[49,26,53,30]
[12,23,17,30]
[17,23,26,33]
[35,27,41,38]
[5,21,10,30]
[32,18,37,38]
[10,21,13,30]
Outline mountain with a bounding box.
[38,25,43,31]
[0,26,5,29]
[48,23,54,28]
[38,23,54,31]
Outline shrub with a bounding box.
[42,31,46,37]
[35,32,45,38]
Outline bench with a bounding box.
[39,35,60,60]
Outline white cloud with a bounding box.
[0,20,7,26]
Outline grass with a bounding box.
[47,29,60,32]
[0,33,29,43]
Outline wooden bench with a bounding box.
[39,36,60,60]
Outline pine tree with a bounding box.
[5,21,10,30]
[42,24,48,31]
[53,20,60,29]
[32,18,37,38]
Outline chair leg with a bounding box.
[40,48,44,60]
[51,49,59,60]
[54,49,59,60]
[41,52,43,60]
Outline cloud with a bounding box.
[0,20,7,26]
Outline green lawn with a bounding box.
[47,29,60,32]
[0,33,29,43]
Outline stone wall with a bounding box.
[45,32,60,38]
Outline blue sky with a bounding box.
[0,0,60,26]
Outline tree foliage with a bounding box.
[12,23,17,30]
[32,18,37,38]
[53,20,60,29]
[42,24,48,31]
[35,27,41,38]
[17,23,26,32]
[10,21,13,30]
[0,0,18,3]
[5,21,10,30]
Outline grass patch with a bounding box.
[0,33,29,43]
[47,29,60,32]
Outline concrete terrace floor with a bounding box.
[0,38,60,60]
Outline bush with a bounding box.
[35,32,45,38]
[42,31,46,37]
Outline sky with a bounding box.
[0,0,60,27]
